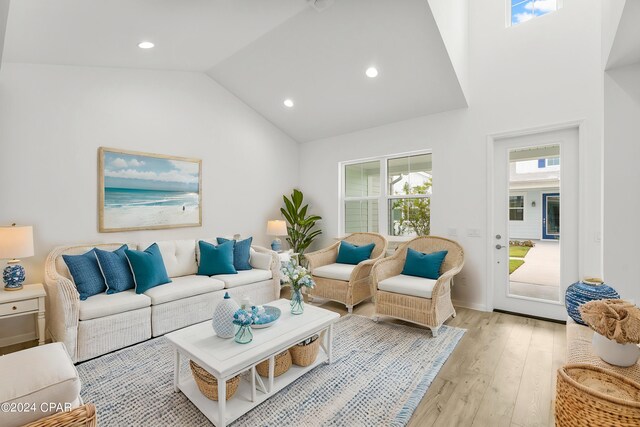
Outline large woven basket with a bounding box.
[256,350,292,377]
[23,404,97,427]
[290,336,320,367]
[556,363,640,426]
[190,360,240,401]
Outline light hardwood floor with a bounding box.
[0,297,565,427]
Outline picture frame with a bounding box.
[98,147,202,232]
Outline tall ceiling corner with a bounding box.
[427,0,470,105]
[605,0,640,71]
[0,0,10,70]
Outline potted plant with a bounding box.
[280,261,315,315]
[280,189,322,258]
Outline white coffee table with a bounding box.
[166,298,340,427]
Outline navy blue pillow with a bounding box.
[63,249,106,300]
[217,237,253,271]
[336,241,375,265]
[95,245,135,294]
[198,240,237,276]
[125,243,172,294]
[402,248,448,280]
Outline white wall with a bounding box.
[0,63,298,342]
[299,0,604,310]
[603,63,640,303]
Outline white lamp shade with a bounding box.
[0,225,34,259]
[266,220,287,236]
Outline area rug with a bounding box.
[77,315,465,427]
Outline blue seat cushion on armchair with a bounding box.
[62,249,107,300]
[125,243,172,294]
[216,237,253,271]
[95,245,135,294]
[199,240,237,276]
[336,241,375,265]
[402,248,448,280]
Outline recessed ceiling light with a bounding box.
[283,99,294,108]
[137,41,155,49]
[366,67,379,78]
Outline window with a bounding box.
[509,195,525,221]
[341,152,432,237]
[537,157,560,168]
[509,0,559,27]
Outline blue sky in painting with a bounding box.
[103,151,199,192]
[511,0,557,25]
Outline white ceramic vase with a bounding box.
[212,292,239,339]
[592,332,640,367]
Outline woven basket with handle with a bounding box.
[290,336,320,367]
[190,360,240,401]
[256,349,292,377]
[556,363,640,426]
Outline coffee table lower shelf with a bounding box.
[178,349,328,426]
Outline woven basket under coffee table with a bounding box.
[556,363,640,426]
[256,350,292,377]
[290,335,321,367]
[190,360,240,401]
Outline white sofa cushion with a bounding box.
[378,274,437,299]
[0,342,81,427]
[79,290,151,321]
[312,263,356,281]
[138,239,197,278]
[144,275,225,305]
[250,250,272,270]
[215,270,273,289]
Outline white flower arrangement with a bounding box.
[281,261,315,292]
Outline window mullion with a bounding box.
[380,159,388,236]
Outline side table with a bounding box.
[0,283,46,345]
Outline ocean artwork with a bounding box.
[99,148,201,232]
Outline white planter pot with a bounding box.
[592,332,640,367]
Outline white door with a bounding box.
[490,127,579,320]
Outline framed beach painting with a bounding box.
[98,147,202,232]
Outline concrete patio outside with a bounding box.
[509,240,560,301]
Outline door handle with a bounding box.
[495,244,506,250]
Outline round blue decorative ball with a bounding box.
[3,264,26,288]
[565,280,619,325]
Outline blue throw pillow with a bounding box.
[336,241,375,265]
[199,240,237,276]
[95,245,135,294]
[402,248,448,280]
[63,249,106,300]
[125,243,172,294]
[216,237,253,271]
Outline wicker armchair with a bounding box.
[371,236,464,336]
[305,233,388,313]
[23,404,97,427]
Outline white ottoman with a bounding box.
[0,342,81,427]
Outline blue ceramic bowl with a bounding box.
[252,306,282,329]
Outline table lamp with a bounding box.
[0,224,34,291]
[266,220,287,252]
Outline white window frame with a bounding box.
[338,149,432,240]
[506,0,563,28]
[509,192,526,222]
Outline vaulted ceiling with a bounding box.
[1,0,467,143]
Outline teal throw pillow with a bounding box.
[216,237,253,271]
[95,245,135,294]
[336,241,375,265]
[63,249,106,300]
[125,243,172,294]
[198,240,237,276]
[402,248,448,280]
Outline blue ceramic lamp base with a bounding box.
[271,238,282,252]
[3,261,26,291]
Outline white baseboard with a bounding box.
[0,332,36,348]
[452,299,489,312]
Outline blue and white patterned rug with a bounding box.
[77,315,465,427]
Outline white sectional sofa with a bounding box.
[44,239,280,363]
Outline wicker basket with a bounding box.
[23,404,97,427]
[190,360,240,401]
[256,350,292,377]
[556,363,640,426]
[290,336,321,367]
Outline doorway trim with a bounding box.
[485,119,585,313]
